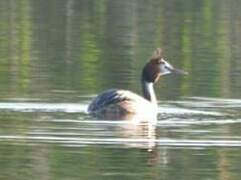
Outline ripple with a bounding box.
[157,118,241,126]
[0,102,88,113]
[0,101,223,115]
[0,135,241,148]
[39,118,241,126]
[174,96,241,108]
[159,106,222,116]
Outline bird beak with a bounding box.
[170,67,189,75]
[159,58,189,76]
[164,65,188,75]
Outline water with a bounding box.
[1,0,241,180]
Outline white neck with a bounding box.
[142,81,157,106]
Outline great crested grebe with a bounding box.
[88,48,188,120]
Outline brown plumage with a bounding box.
[142,59,162,83]
[142,48,165,83]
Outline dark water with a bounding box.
[1,0,241,179]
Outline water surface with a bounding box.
[0,0,241,180]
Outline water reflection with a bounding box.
[1,0,241,99]
[1,0,241,179]
[0,97,240,149]
[0,97,241,179]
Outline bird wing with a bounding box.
[88,89,146,113]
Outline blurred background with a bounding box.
[0,0,241,101]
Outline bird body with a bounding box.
[88,89,157,116]
[88,48,187,121]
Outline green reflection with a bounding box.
[19,0,32,91]
[0,0,240,99]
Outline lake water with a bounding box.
[0,0,241,179]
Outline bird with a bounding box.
[88,48,188,121]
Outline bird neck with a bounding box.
[141,79,157,105]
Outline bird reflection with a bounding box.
[93,112,158,151]
[117,121,156,151]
